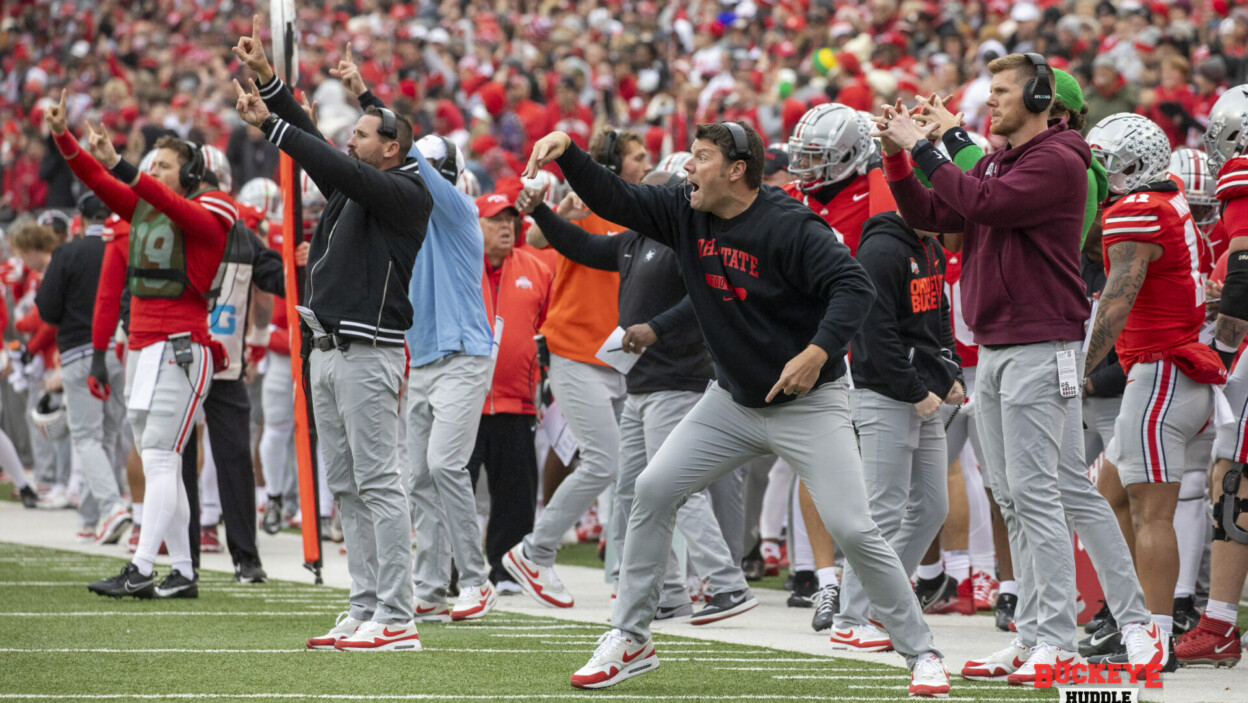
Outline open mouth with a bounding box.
[689,182,701,193]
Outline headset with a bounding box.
[601,128,623,173]
[723,121,752,162]
[434,135,459,183]
[179,141,207,192]
[376,107,399,139]
[1022,53,1054,114]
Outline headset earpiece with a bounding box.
[377,107,399,139]
[1022,53,1053,114]
[179,141,206,192]
[437,136,459,183]
[602,128,623,173]
[723,122,751,162]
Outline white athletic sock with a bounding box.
[759,458,794,542]
[817,566,839,589]
[255,486,267,507]
[133,449,188,576]
[168,463,193,577]
[1152,613,1174,636]
[1173,471,1208,600]
[916,562,944,581]
[943,550,971,583]
[132,502,143,526]
[999,580,1018,596]
[1205,599,1239,626]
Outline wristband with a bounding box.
[110,158,139,185]
[911,140,951,181]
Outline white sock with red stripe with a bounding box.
[1205,599,1239,627]
[133,449,192,577]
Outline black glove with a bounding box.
[88,349,111,401]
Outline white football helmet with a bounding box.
[138,149,157,174]
[1086,113,1171,195]
[657,151,693,175]
[238,178,283,224]
[1203,84,1248,173]
[200,144,232,194]
[521,169,568,208]
[456,169,481,198]
[1170,147,1218,227]
[787,103,873,191]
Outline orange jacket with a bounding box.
[539,211,621,364]
[482,247,552,415]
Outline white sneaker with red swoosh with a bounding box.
[909,652,951,697]
[570,629,658,689]
[829,623,894,652]
[333,620,421,652]
[503,543,574,608]
[960,636,1029,681]
[413,599,451,623]
[306,611,364,650]
[451,583,497,621]
[1007,643,1077,685]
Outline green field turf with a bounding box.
[0,541,1054,702]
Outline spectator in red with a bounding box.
[546,77,594,150]
[1140,54,1200,148]
[835,53,875,113]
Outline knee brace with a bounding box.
[1212,464,1248,545]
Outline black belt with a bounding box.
[312,334,352,352]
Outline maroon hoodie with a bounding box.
[888,121,1091,346]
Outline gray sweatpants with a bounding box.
[63,352,127,518]
[978,342,1147,651]
[310,344,413,625]
[836,388,948,628]
[705,465,747,566]
[612,380,937,663]
[610,389,746,608]
[1011,379,1150,645]
[407,353,492,601]
[523,354,625,565]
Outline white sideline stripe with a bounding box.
[0,581,96,586]
[0,647,819,657]
[716,667,902,672]
[1,611,350,617]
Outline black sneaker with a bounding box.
[234,562,267,584]
[1079,620,1122,657]
[811,583,839,632]
[691,589,758,625]
[742,556,765,582]
[88,563,155,599]
[1089,635,1177,673]
[787,570,817,608]
[19,485,37,509]
[155,569,199,599]
[915,573,958,612]
[262,497,283,535]
[994,592,1018,632]
[1084,601,1112,634]
[1173,596,1200,635]
[654,602,693,621]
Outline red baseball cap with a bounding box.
[476,192,518,218]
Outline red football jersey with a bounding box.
[943,249,977,368]
[783,173,872,256]
[1101,180,1206,374]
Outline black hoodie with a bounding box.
[851,212,961,403]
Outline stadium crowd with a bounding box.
[4,0,1248,697]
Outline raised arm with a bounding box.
[409,142,477,225]
[526,133,680,247]
[528,203,623,271]
[45,89,138,221]
[234,15,323,140]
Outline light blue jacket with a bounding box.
[404,145,493,366]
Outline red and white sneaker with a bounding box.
[451,583,497,621]
[200,525,223,553]
[910,652,951,697]
[829,623,894,652]
[127,526,141,554]
[95,505,132,545]
[928,578,977,615]
[760,540,782,577]
[503,543,574,608]
[570,629,658,689]
[413,599,451,623]
[972,569,998,611]
[1122,621,1168,670]
[1007,643,1077,686]
[306,612,365,650]
[961,636,1029,681]
[76,528,96,543]
[1176,616,1242,668]
[334,620,421,652]
[576,504,602,543]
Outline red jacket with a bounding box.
[481,247,552,415]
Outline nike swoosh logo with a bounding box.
[415,605,442,614]
[383,627,409,637]
[1216,641,1235,653]
[1090,632,1117,646]
[125,580,147,593]
[622,646,645,663]
[729,593,746,604]
[1011,656,1027,667]
[520,562,541,580]
[853,193,869,202]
